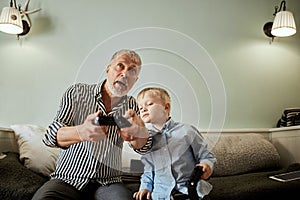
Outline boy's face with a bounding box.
[138,92,169,124]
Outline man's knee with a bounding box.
[32,179,81,200]
[94,183,132,200]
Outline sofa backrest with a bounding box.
[204,133,280,177]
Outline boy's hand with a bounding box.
[133,189,151,200]
[196,163,213,180]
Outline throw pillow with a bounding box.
[211,133,280,177]
[10,124,60,177]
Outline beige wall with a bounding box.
[0,0,300,129]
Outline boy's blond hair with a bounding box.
[137,87,171,108]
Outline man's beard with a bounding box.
[107,80,128,97]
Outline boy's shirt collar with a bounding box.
[148,117,173,134]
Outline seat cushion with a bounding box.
[209,163,300,200]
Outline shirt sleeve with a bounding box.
[139,156,155,192]
[43,85,76,147]
[189,126,217,169]
[133,135,153,154]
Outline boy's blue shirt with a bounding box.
[139,118,216,200]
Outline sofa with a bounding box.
[1,124,300,200]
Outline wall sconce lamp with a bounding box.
[0,0,41,38]
[263,0,296,41]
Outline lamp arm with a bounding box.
[23,8,41,15]
[24,0,30,11]
[12,0,17,8]
[279,0,286,11]
[273,0,287,15]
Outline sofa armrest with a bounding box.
[0,128,18,153]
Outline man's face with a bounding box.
[106,54,140,97]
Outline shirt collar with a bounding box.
[148,117,174,134]
[94,80,105,100]
[161,117,174,133]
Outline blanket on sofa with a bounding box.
[209,163,300,200]
[0,152,48,200]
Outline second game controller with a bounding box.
[187,165,204,200]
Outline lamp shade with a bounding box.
[0,7,23,34]
[271,11,296,37]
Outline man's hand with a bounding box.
[119,109,147,140]
[77,110,107,142]
[119,109,150,149]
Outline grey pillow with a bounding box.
[10,124,60,177]
[211,133,280,177]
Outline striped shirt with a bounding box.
[43,80,152,190]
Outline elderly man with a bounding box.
[32,49,151,200]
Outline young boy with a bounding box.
[133,87,216,200]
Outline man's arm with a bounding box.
[57,111,108,147]
[190,127,216,179]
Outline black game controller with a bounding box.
[93,115,131,128]
[187,166,203,200]
[114,115,132,128]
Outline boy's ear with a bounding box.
[165,103,171,113]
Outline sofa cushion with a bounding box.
[211,133,280,176]
[10,124,60,177]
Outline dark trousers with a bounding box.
[32,179,133,200]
